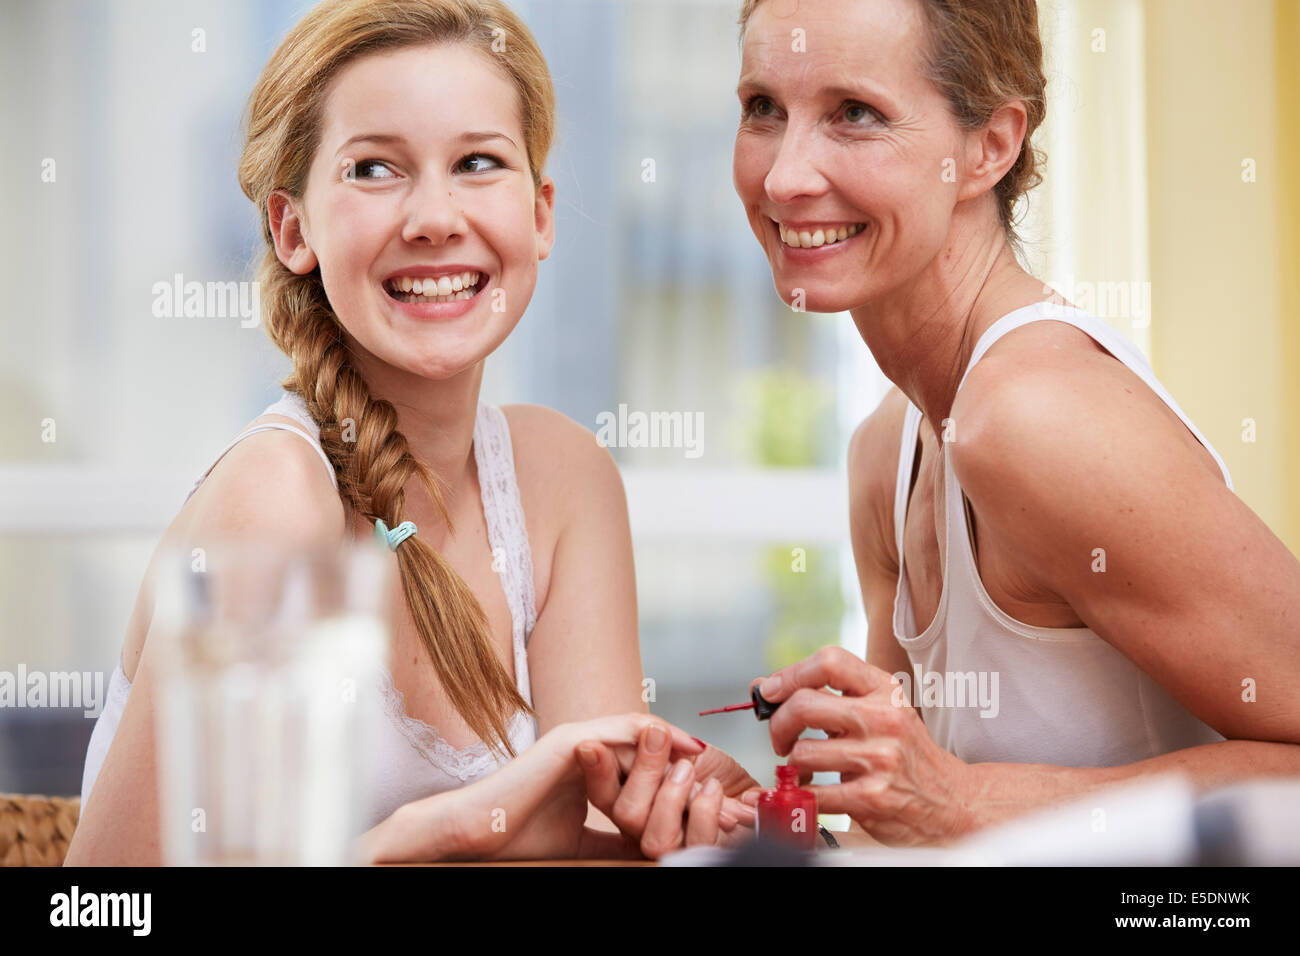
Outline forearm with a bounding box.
[958,738,1300,835]
[356,727,583,863]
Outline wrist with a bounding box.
[379,794,471,863]
[946,760,986,840]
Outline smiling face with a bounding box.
[732,0,975,314]
[271,41,554,382]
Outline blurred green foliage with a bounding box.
[736,367,845,672]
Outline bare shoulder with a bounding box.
[121,415,346,682]
[181,414,347,547]
[948,325,1227,543]
[848,385,911,570]
[500,403,625,516]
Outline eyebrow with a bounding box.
[334,130,519,156]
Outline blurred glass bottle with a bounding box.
[150,540,391,865]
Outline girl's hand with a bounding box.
[750,645,975,846]
[357,713,703,863]
[576,726,759,859]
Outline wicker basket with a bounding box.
[0,794,81,866]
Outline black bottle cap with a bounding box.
[751,684,780,721]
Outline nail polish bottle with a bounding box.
[756,763,818,850]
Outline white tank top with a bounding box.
[80,392,539,831]
[891,302,1230,767]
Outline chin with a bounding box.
[774,281,859,316]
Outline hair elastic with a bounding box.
[374,517,417,552]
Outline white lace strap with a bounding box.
[185,421,338,504]
[264,391,322,437]
[473,404,538,670]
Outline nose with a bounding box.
[762,126,829,206]
[400,173,469,245]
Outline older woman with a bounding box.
[577,0,1300,853]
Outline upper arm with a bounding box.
[951,360,1300,745]
[503,405,644,733]
[65,429,346,865]
[848,387,913,681]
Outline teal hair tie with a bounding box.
[374,517,417,552]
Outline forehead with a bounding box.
[318,41,521,145]
[739,0,927,94]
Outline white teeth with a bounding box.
[777,222,865,249]
[386,271,483,302]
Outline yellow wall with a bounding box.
[1145,0,1299,555]
[1277,0,1300,555]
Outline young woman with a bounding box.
[582,0,1300,848]
[67,0,752,865]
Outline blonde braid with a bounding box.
[260,252,532,756]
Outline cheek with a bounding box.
[732,135,772,201]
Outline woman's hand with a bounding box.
[576,725,759,859]
[751,645,975,847]
[356,713,703,863]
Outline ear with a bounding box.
[267,189,319,275]
[957,100,1028,205]
[533,175,556,262]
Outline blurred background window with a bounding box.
[2,0,1297,802]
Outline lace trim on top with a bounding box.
[370,400,539,780]
[181,392,538,782]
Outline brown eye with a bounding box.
[353,160,395,180]
[457,153,503,173]
[842,101,882,125]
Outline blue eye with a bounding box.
[458,153,503,173]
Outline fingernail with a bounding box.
[646,724,667,753]
[691,737,707,750]
[703,777,721,796]
[759,675,781,697]
[720,811,737,828]
[741,791,759,806]
[671,758,692,784]
[576,744,598,768]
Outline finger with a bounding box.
[767,686,861,757]
[685,777,723,846]
[609,723,674,838]
[575,741,623,815]
[804,781,860,816]
[786,735,900,777]
[721,795,756,824]
[640,758,696,859]
[756,645,893,702]
[579,714,704,759]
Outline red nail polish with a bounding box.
[756,763,818,850]
[691,737,707,749]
